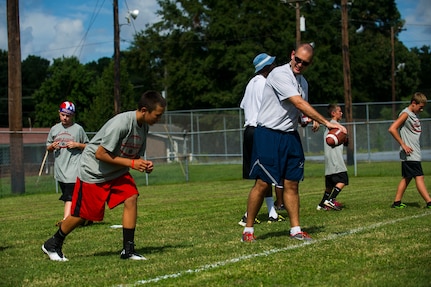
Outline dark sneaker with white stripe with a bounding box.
[120,241,147,260]
[324,200,342,211]
[268,214,285,223]
[42,236,68,261]
[238,215,261,227]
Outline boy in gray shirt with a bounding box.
[42,91,166,261]
[46,101,88,226]
[388,92,431,209]
[317,104,348,211]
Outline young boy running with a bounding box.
[42,91,166,261]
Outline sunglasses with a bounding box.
[294,56,310,66]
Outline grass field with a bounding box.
[1,162,430,286]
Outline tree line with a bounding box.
[1,0,430,130]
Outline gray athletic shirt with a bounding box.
[79,111,149,183]
[46,122,89,183]
[324,119,347,175]
[399,107,422,161]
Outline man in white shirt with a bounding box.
[241,43,346,242]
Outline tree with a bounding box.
[126,0,421,110]
[411,46,431,96]
[21,55,50,127]
[81,59,136,132]
[126,0,297,110]
[33,57,96,127]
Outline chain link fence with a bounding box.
[2,101,431,196]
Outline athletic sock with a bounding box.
[123,228,135,248]
[393,201,402,206]
[53,228,67,242]
[244,227,254,234]
[265,197,278,218]
[319,191,331,206]
[290,226,301,236]
[330,187,342,200]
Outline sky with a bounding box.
[0,0,430,64]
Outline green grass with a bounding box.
[1,162,431,286]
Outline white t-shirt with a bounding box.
[79,111,149,183]
[257,63,308,132]
[240,74,266,127]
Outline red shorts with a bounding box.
[71,172,139,222]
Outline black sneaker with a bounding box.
[268,214,285,223]
[238,215,261,227]
[391,202,407,209]
[120,241,147,260]
[41,236,68,261]
[324,200,342,211]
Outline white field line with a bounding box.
[122,211,431,286]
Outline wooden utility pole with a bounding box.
[7,0,25,194]
[341,0,354,165]
[281,0,309,48]
[113,0,121,114]
[391,26,396,119]
[295,1,301,48]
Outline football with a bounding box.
[325,128,347,147]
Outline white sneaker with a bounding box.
[120,241,147,260]
[41,240,68,262]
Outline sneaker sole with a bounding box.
[123,254,147,260]
[41,245,68,262]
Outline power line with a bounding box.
[73,0,107,61]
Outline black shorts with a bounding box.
[242,126,255,179]
[401,161,424,178]
[58,182,75,202]
[325,172,349,189]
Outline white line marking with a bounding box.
[122,212,430,286]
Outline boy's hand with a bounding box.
[132,158,154,173]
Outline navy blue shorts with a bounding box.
[249,126,305,186]
[402,161,424,178]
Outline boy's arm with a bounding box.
[95,146,153,173]
[388,112,412,154]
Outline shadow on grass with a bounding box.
[93,244,192,257]
[257,225,326,240]
[402,202,422,208]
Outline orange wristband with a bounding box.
[131,159,135,169]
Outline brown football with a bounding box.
[325,128,347,147]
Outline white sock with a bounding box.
[244,227,254,234]
[290,226,301,236]
[265,197,278,218]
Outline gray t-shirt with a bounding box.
[79,111,149,183]
[324,119,347,175]
[46,122,89,183]
[399,107,422,161]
